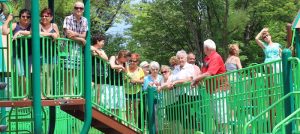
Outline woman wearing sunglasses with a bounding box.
[2,9,32,100]
[255,27,282,64]
[3,9,31,38]
[40,8,59,39]
[157,65,173,91]
[125,53,144,125]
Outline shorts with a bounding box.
[13,56,32,76]
[211,91,229,124]
[100,84,125,109]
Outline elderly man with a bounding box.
[171,50,194,85]
[192,39,228,133]
[167,50,197,132]
[187,52,201,78]
[62,1,88,97]
[63,1,88,45]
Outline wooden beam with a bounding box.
[61,105,138,134]
[0,99,85,107]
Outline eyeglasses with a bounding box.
[161,71,168,74]
[151,68,159,71]
[21,16,31,19]
[263,35,269,39]
[41,15,50,18]
[74,7,84,11]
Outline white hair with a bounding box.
[176,50,187,58]
[149,61,160,69]
[204,39,216,50]
[75,1,84,8]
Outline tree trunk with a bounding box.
[222,0,229,57]
[25,0,31,10]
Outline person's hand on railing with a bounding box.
[149,81,160,87]
[12,31,22,40]
[66,29,76,38]
[6,14,13,22]
[77,38,86,45]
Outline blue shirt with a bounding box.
[263,42,281,63]
[143,74,163,91]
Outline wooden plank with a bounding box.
[61,105,138,134]
[0,99,85,107]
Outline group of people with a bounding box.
[1,1,88,98]
[91,28,281,131]
[2,0,282,131]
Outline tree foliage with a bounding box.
[127,0,300,66]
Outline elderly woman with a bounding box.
[125,53,144,124]
[40,8,59,39]
[143,61,162,133]
[143,61,162,91]
[158,65,173,91]
[140,61,150,76]
[225,44,242,71]
[169,56,178,71]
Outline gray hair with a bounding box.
[204,39,216,50]
[149,61,160,69]
[176,50,187,58]
[75,1,84,8]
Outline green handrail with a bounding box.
[243,91,300,133]
[272,108,300,134]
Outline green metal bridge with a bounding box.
[0,0,300,134]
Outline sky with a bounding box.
[105,0,141,35]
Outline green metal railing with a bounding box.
[43,37,84,99]
[1,107,103,134]
[152,59,284,134]
[0,36,85,100]
[91,56,145,133]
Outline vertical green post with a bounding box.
[47,1,56,134]
[32,0,42,132]
[282,48,293,133]
[31,0,42,133]
[295,30,300,58]
[81,0,92,133]
[147,87,156,134]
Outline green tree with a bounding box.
[127,0,299,66]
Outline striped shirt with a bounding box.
[63,14,88,35]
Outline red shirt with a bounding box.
[201,51,228,93]
[201,51,226,75]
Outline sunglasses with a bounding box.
[263,35,269,39]
[161,71,168,74]
[74,7,84,11]
[21,15,31,19]
[41,15,50,18]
